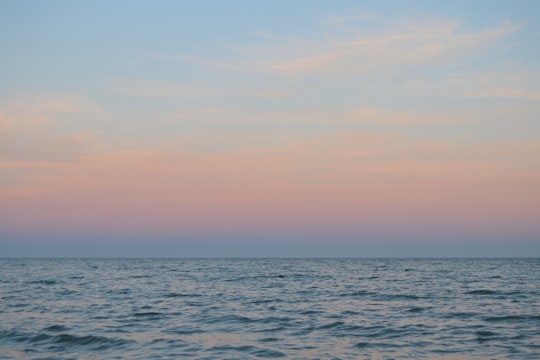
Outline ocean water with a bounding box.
[0,258,538,359]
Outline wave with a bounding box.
[0,330,131,351]
[208,344,286,358]
[164,292,200,298]
[466,289,500,295]
[43,325,70,332]
[484,315,540,322]
[26,280,58,285]
[133,311,163,317]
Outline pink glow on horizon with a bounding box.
[1,141,538,240]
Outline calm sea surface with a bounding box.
[0,258,538,359]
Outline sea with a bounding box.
[0,258,538,359]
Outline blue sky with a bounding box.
[1,1,539,257]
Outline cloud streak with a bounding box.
[264,21,520,75]
[0,94,104,162]
[159,19,521,76]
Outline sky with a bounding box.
[1,1,539,257]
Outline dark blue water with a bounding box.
[0,258,538,359]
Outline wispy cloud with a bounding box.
[443,71,540,100]
[153,18,521,76]
[347,107,468,125]
[468,87,540,100]
[111,80,230,99]
[324,11,387,26]
[136,50,242,72]
[261,21,521,75]
[2,94,100,117]
[0,94,104,163]
[163,105,472,129]
[0,128,102,163]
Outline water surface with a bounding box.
[0,258,539,359]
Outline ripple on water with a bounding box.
[1,330,131,351]
[483,314,540,322]
[207,344,286,358]
[27,280,58,285]
[133,311,163,317]
[163,327,206,335]
[164,292,195,298]
[43,325,70,332]
[466,289,500,295]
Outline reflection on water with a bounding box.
[0,258,539,359]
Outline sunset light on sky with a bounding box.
[1,1,539,257]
